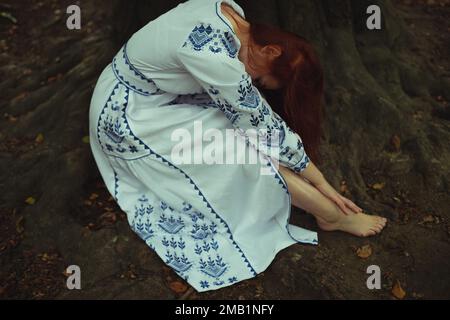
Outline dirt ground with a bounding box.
[0,0,449,299]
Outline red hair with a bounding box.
[248,22,325,165]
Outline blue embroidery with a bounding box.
[132,195,155,241]
[190,221,217,240]
[199,255,228,278]
[158,213,185,234]
[215,1,241,36]
[96,84,152,160]
[126,190,248,289]
[166,93,219,109]
[102,114,125,144]
[200,280,209,289]
[237,74,260,109]
[113,169,119,201]
[292,154,310,173]
[122,42,163,90]
[110,43,165,96]
[182,23,239,58]
[165,251,192,273]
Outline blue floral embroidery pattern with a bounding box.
[127,193,241,290]
[96,83,152,160]
[237,73,261,109]
[132,195,155,241]
[182,23,238,58]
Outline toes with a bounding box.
[376,222,385,229]
[363,229,377,237]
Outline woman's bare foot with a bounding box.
[316,212,387,237]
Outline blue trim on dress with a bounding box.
[122,42,165,96]
[215,1,235,35]
[113,168,119,201]
[112,58,152,96]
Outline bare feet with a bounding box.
[316,212,387,237]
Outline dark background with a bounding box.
[0,0,449,299]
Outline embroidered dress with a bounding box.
[89,0,318,292]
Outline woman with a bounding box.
[89,0,387,292]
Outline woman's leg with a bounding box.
[278,166,387,237]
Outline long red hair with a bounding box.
[247,22,325,165]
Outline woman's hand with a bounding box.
[314,179,363,215]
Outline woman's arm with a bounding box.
[296,160,324,185]
[297,161,363,215]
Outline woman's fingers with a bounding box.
[335,198,352,215]
[340,195,363,213]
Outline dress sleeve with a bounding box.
[176,39,311,173]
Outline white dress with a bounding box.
[89,0,318,292]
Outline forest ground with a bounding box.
[0,0,449,299]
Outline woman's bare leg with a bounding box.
[278,166,387,237]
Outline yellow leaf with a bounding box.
[372,182,385,190]
[35,133,44,143]
[25,196,36,205]
[82,136,90,144]
[356,244,372,259]
[392,280,406,299]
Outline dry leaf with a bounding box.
[89,193,99,200]
[169,281,188,294]
[390,135,401,151]
[418,215,441,225]
[25,196,36,205]
[356,244,373,259]
[35,133,44,143]
[392,280,406,299]
[372,182,385,190]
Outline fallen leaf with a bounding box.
[418,215,441,225]
[390,134,401,152]
[35,133,44,144]
[392,280,406,299]
[25,196,36,205]
[356,244,372,259]
[83,200,92,206]
[371,182,385,190]
[169,281,188,294]
[89,193,99,200]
